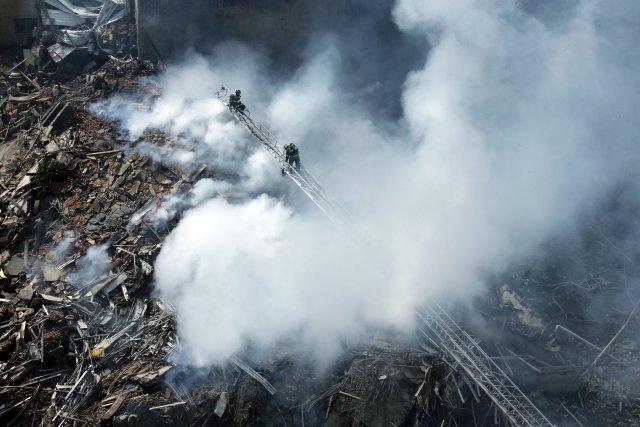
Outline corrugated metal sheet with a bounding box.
[42,0,130,61]
[94,0,128,28]
[43,9,87,26]
[47,43,76,62]
[44,0,100,18]
[60,29,93,46]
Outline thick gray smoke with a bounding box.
[95,0,640,366]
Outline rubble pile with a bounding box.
[41,0,136,65]
[478,216,640,426]
[322,339,454,426]
[2,57,640,426]
[0,60,223,424]
[0,60,458,426]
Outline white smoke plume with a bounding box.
[95,0,640,366]
[189,178,232,205]
[65,243,112,288]
[142,178,233,229]
[49,230,77,262]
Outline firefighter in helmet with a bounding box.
[229,89,245,113]
[282,143,301,175]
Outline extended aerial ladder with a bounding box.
[418,304,555,427]
[214,88,354,229]
[215,88,556,427]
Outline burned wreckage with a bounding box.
[42,0,134,64]
[1,5,640,427]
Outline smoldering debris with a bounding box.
[0,58,636,427]
[0,55,459,426]
[475,196,640,426]
[3,1,640,426]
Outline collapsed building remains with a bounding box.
[1,3,640,427]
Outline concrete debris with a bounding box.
[214,391,229,417]
[42,263,62,282]
[1,43,640,427]
[0,54,469,427]
[499,284,544,335]
[16,283,34,301]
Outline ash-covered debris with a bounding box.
[2,43,640,427]
[0,60,477,427]
[468,195,640,427]
[0,57,461,426]
[0,58,220,424]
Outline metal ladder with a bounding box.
[215,88,555,427]
[214,88,353,228]
[418,303,555,426]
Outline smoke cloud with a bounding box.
[95,0,640,366]
[66,243,112,289]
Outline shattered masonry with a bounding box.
[2,22,640,427]
[0,56,458,425]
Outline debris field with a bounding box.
[1,54,640,427]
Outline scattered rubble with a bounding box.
[1,49,640,427]
[0,56,485,426]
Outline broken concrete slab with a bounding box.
[4,255,25,275]
[42,264,62,282]
[17,284,34,300]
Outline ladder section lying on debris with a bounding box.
[215,88,555,427]
[418,303,555,427]
[214,88,353,227]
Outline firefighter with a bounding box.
[228,89,245,113]
[283,143,301,172]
